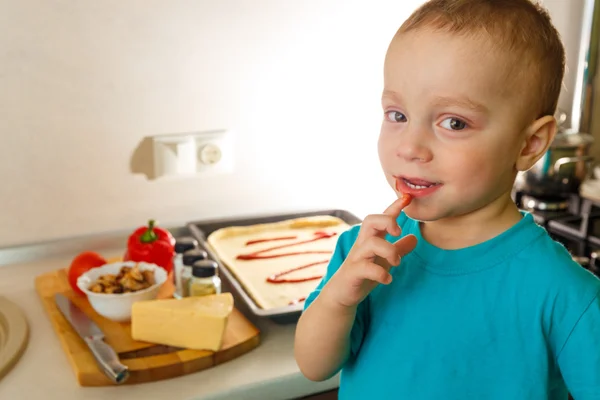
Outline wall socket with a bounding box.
[152,129,234,179]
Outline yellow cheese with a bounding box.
[131,292,234,351]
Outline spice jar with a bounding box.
[180,249,209,297]
[188,260,221,297]
[172,237,198,299]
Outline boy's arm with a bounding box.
[294,227,366,381]
[556,290,600,399]
[294,286,359,381]
[295,195,415,382]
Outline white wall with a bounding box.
[0,0,587,248]
[542,0,586,121]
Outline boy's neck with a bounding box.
[419,192,523,250]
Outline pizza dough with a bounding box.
[206,216,350,310]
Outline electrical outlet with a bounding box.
[152,129,234,179]
[194,130,234,175]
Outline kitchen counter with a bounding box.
[0,227,339,400]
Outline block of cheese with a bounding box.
[131,292,234,351]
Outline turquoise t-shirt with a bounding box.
[303,211,600,399]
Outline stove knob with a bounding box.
[573,256,590,267]
[590,252,600,274]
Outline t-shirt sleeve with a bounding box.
[556,289,600,399]
[303,224,369,358]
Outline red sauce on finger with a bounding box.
[395,179,414,206]
[402,193,413,206]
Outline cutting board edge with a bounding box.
[34,274,87,384]
[34,268,261,386]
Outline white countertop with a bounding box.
[0,239,339,400]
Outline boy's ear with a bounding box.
[516,115,556,172]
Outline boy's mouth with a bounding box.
[395,176,442,198]
[400,177,440,189]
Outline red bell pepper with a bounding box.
[123,219,175,273]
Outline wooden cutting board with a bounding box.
[34,267,260,386]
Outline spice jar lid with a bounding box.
[183,248,208,266]
[175,237,198,254]
[191,260,218,278]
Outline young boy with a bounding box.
[294,0,600,399]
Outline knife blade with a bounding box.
[54,293,130,384]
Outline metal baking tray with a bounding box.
[186,209,362,324]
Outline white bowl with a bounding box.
[77,261,168,322]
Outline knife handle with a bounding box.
[85,338,130,384]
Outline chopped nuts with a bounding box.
[88,264,156,294]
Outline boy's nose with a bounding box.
[395,131,433,163]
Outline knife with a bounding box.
[54,293,130,384]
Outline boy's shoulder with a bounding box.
[512,221,600,295]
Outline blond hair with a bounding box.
[396,0,565,119]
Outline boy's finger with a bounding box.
[356,194,413,243]
[394,234,417,257]
[383,193,413,218]
[356,214,402,243]
[360,262,393,285]
[352,236,400,266]
[373,235,418,270]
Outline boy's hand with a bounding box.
[323,194,418,309]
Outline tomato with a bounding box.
[68,251,107,295]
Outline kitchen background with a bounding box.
[0,0,595,249]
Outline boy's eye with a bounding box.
[440,117,467,130]
[385,111,407,123]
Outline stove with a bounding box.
[513,190,600,277]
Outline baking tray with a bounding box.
[186,209,362,324]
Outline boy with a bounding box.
[294,0,600,399]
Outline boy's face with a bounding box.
[378,28,531,222]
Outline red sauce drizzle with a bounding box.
[266,259,329,283]
[236,231,337,260]
[237,250,331,260]
[289,297,306,305]
[236,231,337,285]
[245,236,297,245]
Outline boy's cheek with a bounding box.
[376,134,394,160]
[377,143,398,169]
